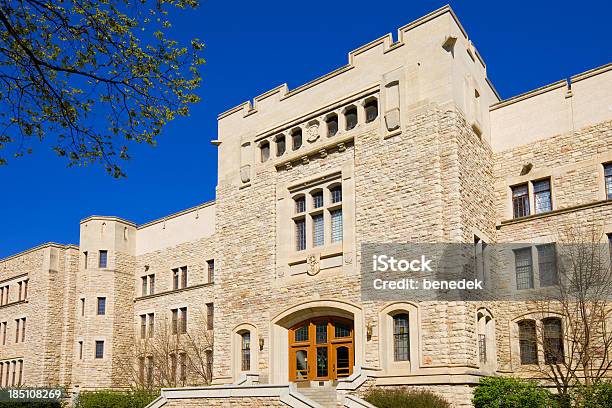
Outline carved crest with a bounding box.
[306,254,320,276]
[306,123,320,143]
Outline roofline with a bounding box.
[490,62,611,112]
[489,79,567,111]
[0,242,78,264]
[217,5,484,121]
[138,199,215,229]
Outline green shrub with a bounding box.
[573,382,612,408]
[75,390,158,408]
[472,377,554,408]
[363,387,451,408]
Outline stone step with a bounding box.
[297,387,338,408]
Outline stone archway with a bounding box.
[269,300,364,384]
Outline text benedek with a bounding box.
[371,255,483,291]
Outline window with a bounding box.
[98,250,108,268]
[139,357,145,382]
[364,99,378,123]
[171,309,178,334]
[345,106,357,130]
[97,297,106,315]
[17,282,22,301]
[148,313,155,338]
[181,266,188,288]
[180,307,187,333]
[331,209,343,243]
[11,361,15,386]
[83,251,88,269]
[147,356,154,384]
[241,331,251,371]
[295,196,306,213]
[326,114,338,137]
[172,266,188,290]
[21,280,27,301]
[543,318,564,364]
[518,320,538,365]
[605,163,612,199]
[20,318,25,343]
[275,135,286,157]
[173,268,179,290]
[312,214,324,247]
[141,274,155,296]
[170,353,177,381]
[512,184,530,218]
[537,244,558,287]
[140,315,147,338]
[14,319,20,343]
[207,260,215,283]
[205,350,213,380]
[1,322,5,345]
[292,128,302,150]
[312,191,323,209]
[295,219,306,251]
[514,248,534,290]
[393,314,410,361]
[79,341,83,359]
[80,298,85,316]
[179,352,187,381]
[534,179,552,214]
[330,186,342,204]
[206,303,214,330]
[478,333,487,364]
[260,141,270,162]
[95,341,104,359]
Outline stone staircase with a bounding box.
[297,385,339,407]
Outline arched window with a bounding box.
[311,190,324,209]
[393,314,410,361]
[275,135,286,157]
[260,141,270,162]
[240,331,251,371]
[344,106,357,130]
[364,99,378,123]
[292,128,302,150]
[326,114,338,137]
[330,185,342,204]
[518,320,538,365]
[477,309,496,369]
[543,317,564,364]
[294,195,306,214]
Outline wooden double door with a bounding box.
[289,317,354,382]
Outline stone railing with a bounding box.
[145,381,324,408]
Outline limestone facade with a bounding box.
[0,5,611,407]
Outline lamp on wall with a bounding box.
[366,322,373,340]
[259,336,264,351]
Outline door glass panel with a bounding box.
[316,347,328,377]
[334,324,350,338]
[295,350,308,380]
[336,346,350,377]
[316,323,327,344]
[295,325,308,342]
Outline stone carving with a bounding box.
[306,254,320,276]
[385,108,401,131]
[240,165,251,183]
[306,122,320,143]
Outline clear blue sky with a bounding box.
[1,0,610,258]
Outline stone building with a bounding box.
[0,5,611,408]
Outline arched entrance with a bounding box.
[288,317,354,381]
